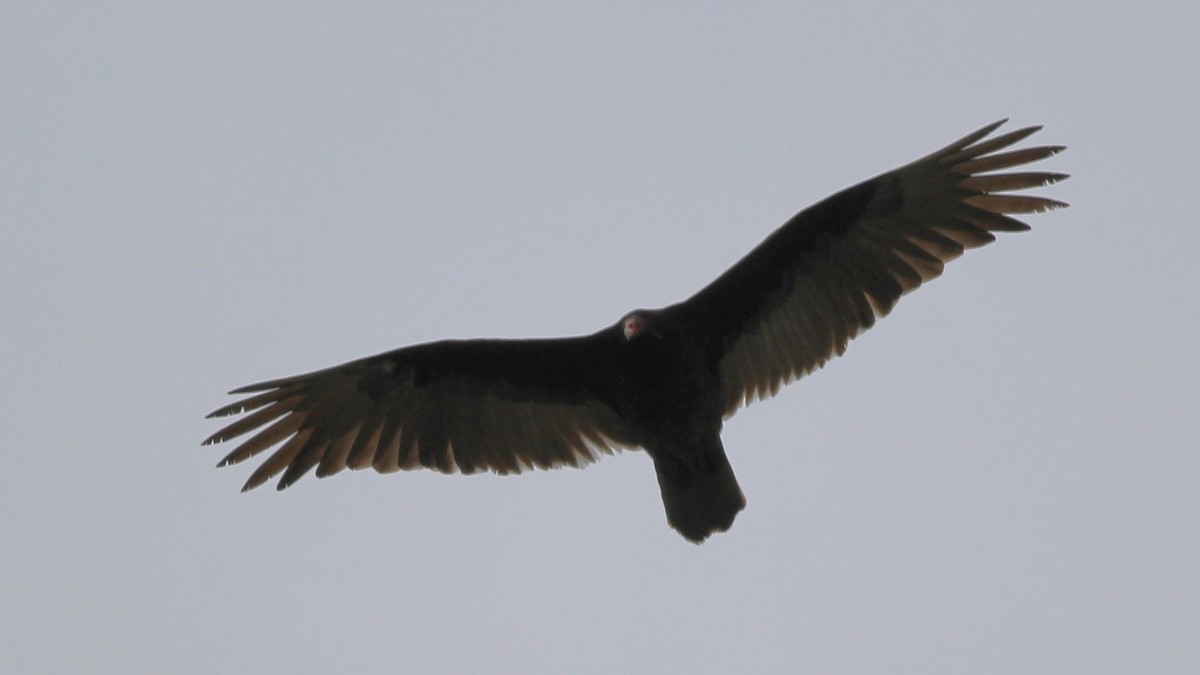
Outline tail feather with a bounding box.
[653,446,746,544]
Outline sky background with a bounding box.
[4,3,1197,673]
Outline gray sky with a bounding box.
[4,3,1197,673]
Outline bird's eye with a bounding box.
[623,316,644,341]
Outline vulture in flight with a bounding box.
[204,120,1067,543]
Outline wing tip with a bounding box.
[983,118,1009,134]
[229,381,279,395]
[205,403,242,419]
[240,474,268,492]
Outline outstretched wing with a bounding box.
[669,120,1068,416]
[204,335,639,491]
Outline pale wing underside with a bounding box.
[719,121,1068,415]
[204,359,639,492]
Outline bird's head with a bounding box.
[621,311,669,343]
[623,313,647,341]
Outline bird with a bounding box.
[204,120,1067,544]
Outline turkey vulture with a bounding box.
[204,120,1067,543]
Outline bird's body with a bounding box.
[205,120,1068,543]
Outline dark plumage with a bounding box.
[204,120,1068,543]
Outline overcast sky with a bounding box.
[4,3,1198,673]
